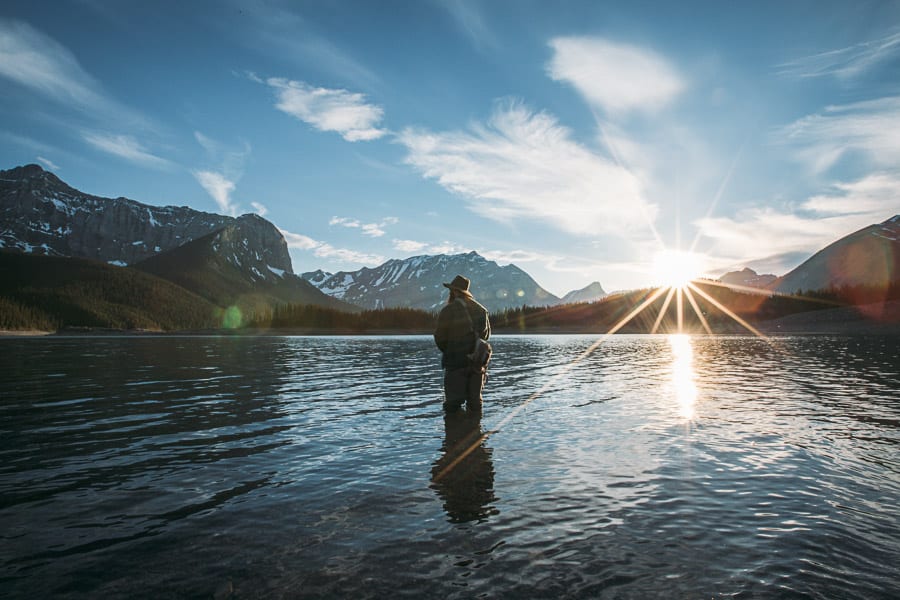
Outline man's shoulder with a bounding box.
[468,298,489,315]
[438,302,458,317]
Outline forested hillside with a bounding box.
[0,252,221,331]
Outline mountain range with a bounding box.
[0,164,348,317]
[1,163,897,331]
[302,252,565,313]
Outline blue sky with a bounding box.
[1,0,898,295]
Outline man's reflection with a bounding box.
[430,412,498,523]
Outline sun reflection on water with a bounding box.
[669,334,697,420]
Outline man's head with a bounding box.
[444,274,473,299]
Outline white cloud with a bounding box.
[777,30,900,79]
[36,156,59,170]
[313,244,385,264]
[393,239,429,253]
[192,131,251,216]
[547,36,685,114]
[192,170,238,216]
[427,241,469,255]
[361,223,387,237]
[266,78,387,142]
[391,239,467,255]
[330,216,361,228]
[280,229,320,250]
[480,249,550,264]
[398,101,655,236]
[83,132,171,169]
[331,215,397,237]
[777,96,900,174]
[696,173,900,275]
[803,174,900,216]
[281,228,385,265]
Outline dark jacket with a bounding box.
[434,296,491,369]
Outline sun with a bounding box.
[652,249,705,289]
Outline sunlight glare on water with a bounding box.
[669,333,697,420]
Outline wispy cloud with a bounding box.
[266,78,387,141]
[547,36,685,114]
[230,2,381,88]
[696,173,900,275]
[777,30,900,79]
[439,0,499,51]
[192,170,238,216]
[398,100,654,236]
[281,228,385,265]
[1,19,163,172]
[83,132,172,169]
[192,131,251,216]
[777,96,900,173]
[194,131,251,173]
[0,18,145,126]
[331,215,397,237]
[36,156,59,170]
[0,19,106,108]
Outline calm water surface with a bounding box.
[1,334,899,598]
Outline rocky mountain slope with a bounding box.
[136,218,356,314]
[559,281,607,304]
[0,164,248,267]
[772,215,900,294]
[303,252,560,312]
[719,268,778,289]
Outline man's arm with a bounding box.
[434,307,449,352]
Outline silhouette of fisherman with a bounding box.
[430,412,497,523]
[434,275,491,414]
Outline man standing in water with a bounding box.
[434,275,491,414]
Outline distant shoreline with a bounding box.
[2,301,898,338]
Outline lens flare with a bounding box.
[222,305,243,329]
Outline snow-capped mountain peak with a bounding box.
[302,252,559,312]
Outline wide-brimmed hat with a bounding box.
[443,275,471,292]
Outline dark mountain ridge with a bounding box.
[772,215,900,296]
[0,164,247,267]
[136,219,357,314]
[719,267,777,289]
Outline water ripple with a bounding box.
[0,334,898,598]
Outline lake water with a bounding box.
[1,334,899,598]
